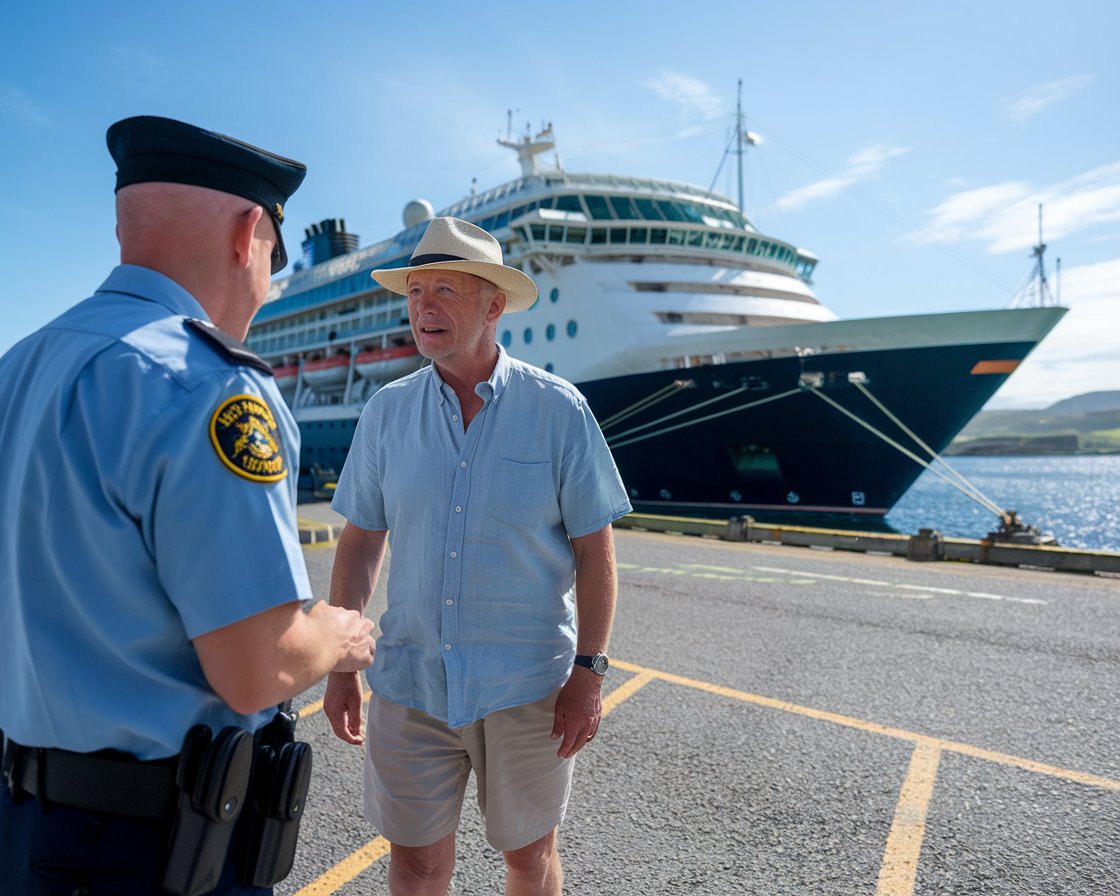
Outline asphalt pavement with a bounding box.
[280,517,1120,895]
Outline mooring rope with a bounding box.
[805,385,1008,521]
[606,387,803,450]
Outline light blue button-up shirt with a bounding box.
[332,346,631,728]
[0,265,312,759]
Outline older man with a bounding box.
[0,116,375,895]
[325,216,631,894]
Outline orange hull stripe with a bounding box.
[971,359,1020,375]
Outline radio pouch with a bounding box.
[239,709,314,887]
[163,725,253,896]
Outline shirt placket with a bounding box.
[440,386,491,726]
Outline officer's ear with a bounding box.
[232,204,266,270]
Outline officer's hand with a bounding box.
[325,670,366,745]
[310,602,375,672]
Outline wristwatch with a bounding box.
[573,653,609,675]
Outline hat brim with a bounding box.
[371,260,538,313]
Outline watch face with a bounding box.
[591,654,609,675]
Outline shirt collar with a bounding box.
[427,343,511,406]
[96,265,210,323]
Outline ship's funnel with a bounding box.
[301,218,359,267]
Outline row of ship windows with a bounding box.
[500,319,579,348]
[519,222,816,278]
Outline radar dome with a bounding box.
[403,199,435,229]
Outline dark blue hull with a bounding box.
[295,339,1036,520]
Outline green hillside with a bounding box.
[947,393,1120,455]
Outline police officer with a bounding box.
[0,116,375,895]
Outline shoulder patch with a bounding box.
[209,394,288,482]
[186,318,273,375]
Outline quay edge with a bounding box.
[612,513,1120,577]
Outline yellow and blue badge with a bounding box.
[209,394,288,482]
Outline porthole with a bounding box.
[545,363,554,373]
[546,324,556,341]
[523,327,533,344]
[501,330,512,348]
[550,288,559,303]
[566,320,578,338]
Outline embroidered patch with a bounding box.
[209,394,288,482]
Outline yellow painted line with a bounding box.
[291,837,392,896]
[602,671,655,717]
[292,670,652,894]
[876,743,941,896]
[610,659,1120,792]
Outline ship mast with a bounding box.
[1011,203,1057,308]
[730,80,760,213]
[497,113,561,177]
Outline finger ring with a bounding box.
[586,734,595,741]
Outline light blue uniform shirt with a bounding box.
[332,346,631,728]
[0,265,312,759]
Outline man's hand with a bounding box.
[324,670,367,745]
[550,668,603,758]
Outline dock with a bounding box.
[283,510,1120,895]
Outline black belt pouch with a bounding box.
[163,725,253,896]
[239,710,313,887]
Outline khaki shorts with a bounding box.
[363,690,574,851]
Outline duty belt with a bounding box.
[1,730,178,819]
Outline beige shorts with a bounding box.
[363,690,574,851]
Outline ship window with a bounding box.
[546,323,556,341]
[630,227,648,244]
[555,195,583,213]
[550,288,559,303]
[687,231,703,247]
[608,196,638,219]
[494,210,510,228]
[635,198,664,220]
[678,203,705,224]
[584,195,613,220]
[650,228,668,244]
[655,200,683,221]
[609,228,627,244]
[545,363,554,373]
[501,330,512,348]
[523,327,533,344]
[565,227,587,244]
[531,224,546,240]
[566,320,578,338]
[590,228,607,244]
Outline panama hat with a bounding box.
[371,217,538,312]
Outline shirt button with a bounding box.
[450,551,458,559]
[460,461,467,469]
[455,505,462,513]
[446,599,454,606]
[452,414,459,422]
[444,644,452,651]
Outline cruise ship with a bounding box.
[247,117,1066,521]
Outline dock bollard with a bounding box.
[907,527,944,562]
[726,515,754,542]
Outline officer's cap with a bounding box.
[107,115,307,274]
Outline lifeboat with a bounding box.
[301,354,351,387]
[355,344,422,381]
[272,363,299,393]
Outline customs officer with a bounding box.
[0,116,375,895]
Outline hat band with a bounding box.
[409,252,468,266]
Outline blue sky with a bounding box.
[3,1,1117,408]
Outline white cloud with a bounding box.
[989,257,1120,407]
[1003,74,1095,124]
[645,72,725,121]
[0,86,50,126]
[774,144,910,212]
[905,162,1120,253]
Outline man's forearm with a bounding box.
[330,521,388,612]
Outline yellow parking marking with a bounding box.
[876,743,941,895]
[294,661,1117,893]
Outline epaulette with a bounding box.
[185,318,273,376]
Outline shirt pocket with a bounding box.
[489,459,555,530]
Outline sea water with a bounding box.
[885,455,1120,553]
